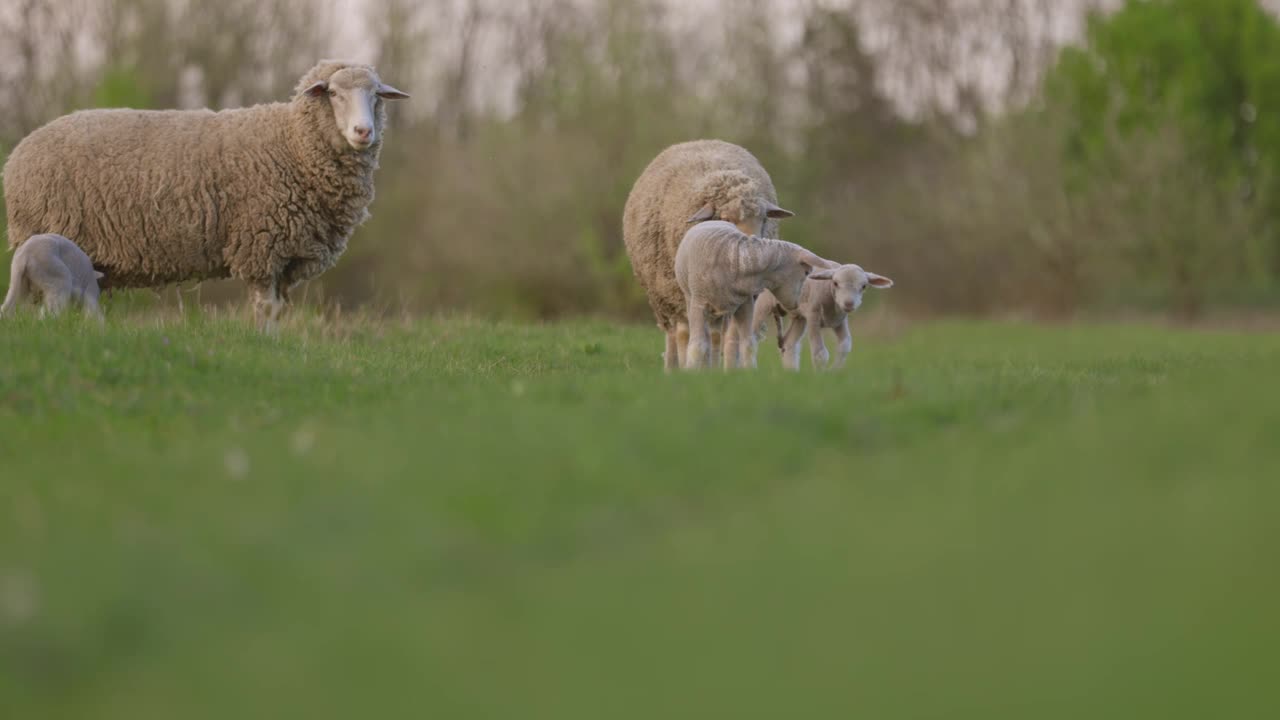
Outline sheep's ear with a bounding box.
[686,204,715,224]
[765,202,795,220]
[94,271,105,279]
[867,272,894,289]
[808,268,836,281]
[303,81,329,98]
[376,83,410,100]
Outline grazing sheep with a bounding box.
[753,264,893,370]
[1,233,104,322]
[3,60,408,330]
[675,221,834,370]
[623,140,795,370]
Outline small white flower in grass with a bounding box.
[224,448,250,479]
[0,571,39,626]
[291,427,316,456]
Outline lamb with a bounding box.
[675,221,835,370]
[1,233,104,322]
[753,264,893,370]
[623,140,796,370]
[2,60,408,330]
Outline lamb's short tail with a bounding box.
[1,256,26,318]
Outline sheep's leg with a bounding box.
[252,282,286,333]
[676,322,691,368]
[684,304,713,370]
[779,315,808,371]
[832,318,853,369]
[808,317,831,370]
[663,330,679,372]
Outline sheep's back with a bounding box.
[4,106,283,287]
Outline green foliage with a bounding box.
[1040,0,1280,309]
[1,316,1278,717]
[1049,0,1280,175]
[94,65,154,109]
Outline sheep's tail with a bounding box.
[1,255,26,318]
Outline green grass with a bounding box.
[1,311,1277,719]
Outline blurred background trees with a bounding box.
[3,0,1278,320]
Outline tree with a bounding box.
[1045,0,1280,299]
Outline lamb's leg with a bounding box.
[684,304,712,370]
[40,287,72,318]
[82,291,105,327]
[728,300,757,369]
[0,261,27,317]
[252,282,286,333]
[30,261,73,318]
[808,316,831,370]
[663,330,679,372]
[779,315,807,371]
[832,317,853,369]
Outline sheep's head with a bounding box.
[687,171,794,236]
[771,247,836,311]
[819,264,894,314]
[297,61,409,152]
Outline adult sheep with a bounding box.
[622,139,795,370]
[3,60,408,329]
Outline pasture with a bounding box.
[1,313,1277,718]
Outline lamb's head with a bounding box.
[770,245,837,311]
[687,171,794,236]
[822,264,894,313]
[296,61,409,152]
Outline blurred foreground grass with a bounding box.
[1,312,1277,718]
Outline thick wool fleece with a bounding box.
[3,60,385,295]
[622,139,785,335]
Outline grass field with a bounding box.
[1,311,1277,718]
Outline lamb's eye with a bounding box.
[328,90,337,98]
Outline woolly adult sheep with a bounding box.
[675,221,834,370]
[623,140,795,370]
[2,60,408,329]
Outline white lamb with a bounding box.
[675,221,834,370]
[753,264,893,370]
[2,233,104,322]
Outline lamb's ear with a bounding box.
[686,204,715,224]
[376,83,410,100]
[866,272,894,289]
[808,268,836,281]
[303,81,329,98]
[765,202,795,220]
[94,271,105,280]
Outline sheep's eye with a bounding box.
[833,281,840,288]
[328,89,337,98]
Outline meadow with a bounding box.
[1,311,1277,718]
